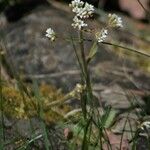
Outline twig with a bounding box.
[137,0,150,14]
[24,70,80,79]
[44,94,72,111]
[64,108,82,118]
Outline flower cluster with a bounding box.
[72,16,87,30]
[69,83,86,99]
[45,2,123,43]
[95,29,108,43]
[75,2,94,19]
[138,121,150,137]
[95,13,123,43]
[140,121,150,130]
[45,28,56,41]
[69,0,94,30]
[108,13,123,28]
[69,0,84,9]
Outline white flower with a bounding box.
[75,83,84,93]
[69,0,84,9]
[141,121,150,130]
[108,14,123,28]
[69,83,85,99]
[76,2,94,19]
[45,28,56,41]
[72,16,87,30]
[95,29,108,43]
[69,0,94,19]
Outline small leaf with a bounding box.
[104,109,117,128]
[87,42,98,64]
[100,107,117,129]
[69,120,85,140]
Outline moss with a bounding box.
[2,86,27,118]
[44,110,64,124]
[1,83,73,124]
[39,83,64,102]
[58,105,72,114]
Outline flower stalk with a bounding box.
[78,30,93,119]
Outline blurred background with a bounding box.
[0,0,149,22]
[0,0,150,89]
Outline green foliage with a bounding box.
[101,107,117,129]
[87,42,98,64]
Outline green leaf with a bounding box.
[87,42,98,64]
[70,120,85,140]
[104,109,117,129]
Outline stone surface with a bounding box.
[1,3,150,89]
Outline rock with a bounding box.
[0,0,149,90]
[100,84,144,109]
[3,0,48,22]
[112,113,139,140]
[0,113,13,129]
[12,118,41,138]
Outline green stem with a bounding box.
[70,35,85,83]
[79,31,90,119]
[81,117,92,150]
[33,81,51,150]
[79,31,88,82]
[79,31,93,105]
[102,42,150,58]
